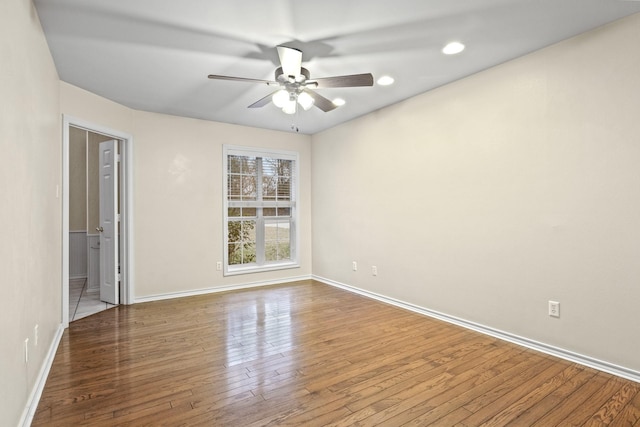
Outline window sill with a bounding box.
[224,261,300,277]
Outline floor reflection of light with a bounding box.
[225,291,293,394]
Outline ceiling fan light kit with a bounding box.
[297,91,315,111]
[272,90,290,108]
[208,45,374,116]
[271,89,313,115]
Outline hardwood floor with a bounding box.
[33,280,640,426]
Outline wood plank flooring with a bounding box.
[33,280,640,426]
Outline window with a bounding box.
[223,145,299,275]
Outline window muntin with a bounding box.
[223,146,298,275]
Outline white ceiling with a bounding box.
[35,0,640,135]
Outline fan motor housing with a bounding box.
[275,66,310,84]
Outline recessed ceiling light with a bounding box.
[442,41,465,55]
[377,75,395,86]
[332,98,346,107]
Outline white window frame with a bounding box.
[222,145,299,276]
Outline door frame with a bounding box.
[61,115,134,328]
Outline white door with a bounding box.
[98,140,119,304]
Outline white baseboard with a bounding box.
[18,276,311,425]
[24,275,636,427]
[313,275,640,384]
[134,275,313,304]
[20,324,65,427]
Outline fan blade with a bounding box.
[305,89,337,112]
[248,91,279,108]
[208,74,277,85]
[308,73,374,88]
[277,46,302,77]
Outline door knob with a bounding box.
[96,226,104,233]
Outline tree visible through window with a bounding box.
[224,146,298,274]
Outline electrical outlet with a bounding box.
[372,266,378,276]
[24,338,29,363]
[34,324,38,346]
[548,301,560,318]
[352,261,357,271]
[216,261,222,271]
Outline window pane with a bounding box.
[277,221,290,238]
[265,241,278,262]
[277,222,290,260]
[229,208,256,217]
[228,155,258,201]
[228,221,241,244]
[241,175,256,200]
[242,243,256,263]
[277,177,291,201]
[262,158,292,202]
[263,175,277,200]
[263,207,276,217]
[228,155,242,174]
[264,221,277,240]
[278,159,292,174]
[228,220,255,243]
[264,220,290,262]
[228,243,241,265]
[244,220,256,241]
[228,219,256,265]
[278,160,292,198]
[277,207,290,217]
[228,175,241,200]
[279,243,290,260]
[263,157,277,172]
[242,207,256,217]
[241,156,257,174]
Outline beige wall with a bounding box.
[8,5,636,423]
[311,13,640,372]
[60,84,312,299]
[69,127,114,232]
[132,110,312,297]
[60,81,135,134]
[0,0,61,425]
[69,127,87,231]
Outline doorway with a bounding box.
[62,115,134,327]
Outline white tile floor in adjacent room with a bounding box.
[69,278,116,321]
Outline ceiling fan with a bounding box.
[208,46,374,114]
